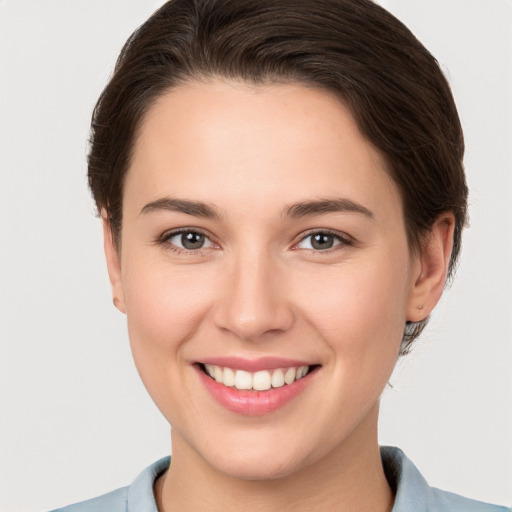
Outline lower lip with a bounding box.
[195,366,317,415]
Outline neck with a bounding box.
[156,405,393,512]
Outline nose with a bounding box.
[213,250,295,341]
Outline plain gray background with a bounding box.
[1,1,511,511]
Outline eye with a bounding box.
[296,231,348,251]
[165,230,215,251]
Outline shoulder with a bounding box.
[49,487,128,512]
[46,456,170,512]
[428,486,510,512]
[381,446,510,512]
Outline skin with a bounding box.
[103,79,454,512]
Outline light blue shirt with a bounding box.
[50,447,510,512]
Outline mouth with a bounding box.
[194,359,321,415]
[198,363,318,391]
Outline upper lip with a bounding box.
[197,356,317,372]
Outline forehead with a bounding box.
[126,79,400,219]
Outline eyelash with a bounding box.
[156,228,353,254]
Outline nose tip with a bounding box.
[213,262,294,341]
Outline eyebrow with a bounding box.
[140,198,221,219]
[284,198,374,219]
[140,196,373,221]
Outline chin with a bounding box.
[190,430,320,482]
[208,451,307,481]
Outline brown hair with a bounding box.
[88,0,467,353]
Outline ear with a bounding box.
[102,212,126,314]
[406,213,455,322]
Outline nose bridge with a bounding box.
[213,244,293,340]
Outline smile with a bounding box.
[195,358,320,415]
[202,364,311,391]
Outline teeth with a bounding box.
[223,367,235,387]
[203,364,311,390]
[213,365,223,383]
[297,365,308,379]
[253,370,271,391]
[271,368,285,388]
[205,364,215,378]
[234,370,252,390]
[284,367,296,385]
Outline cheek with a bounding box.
[120,255,216,382]
[120,260,221,426]
[294,253,410,361]
[122,247,213,330]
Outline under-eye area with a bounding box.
[197,363,321,391]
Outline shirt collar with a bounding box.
[381,446,431,511]
[127,456,170,512]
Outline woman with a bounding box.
[6,0,506,511]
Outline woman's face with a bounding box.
[109,80,424,479]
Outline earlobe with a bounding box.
[406,213,455,322]
[102,212,126,314]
